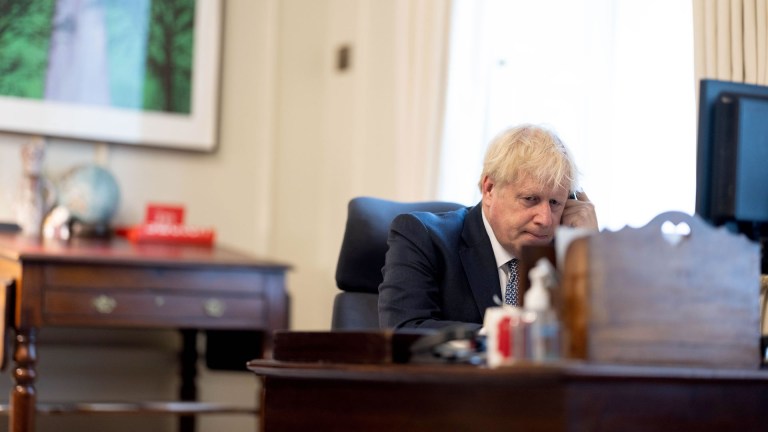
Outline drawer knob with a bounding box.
[204,299,225,318]
[93,295,117,314]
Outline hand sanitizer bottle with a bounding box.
[525,258,561,361]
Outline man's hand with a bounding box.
[561,191,598,230]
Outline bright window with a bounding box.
[438,0,695,231]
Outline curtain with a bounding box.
[437,0,493,205]
[392,0,451,201]
[693,0,768,85]
[437,0,696,229]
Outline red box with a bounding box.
[145,204,185,225]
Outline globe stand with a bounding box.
[70,219,112,239]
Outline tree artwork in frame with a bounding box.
[0,0,222,151]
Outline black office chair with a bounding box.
[331,196,465,329]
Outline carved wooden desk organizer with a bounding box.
[561,211,761,369]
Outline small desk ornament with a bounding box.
[15,137,56,237]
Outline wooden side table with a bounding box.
[0,233,290,432]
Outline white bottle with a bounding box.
[524,258,560,361]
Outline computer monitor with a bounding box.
[696,79,768,272]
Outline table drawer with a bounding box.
[43,289,267,328]
[44,264,279,294]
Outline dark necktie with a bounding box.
[504,259,519,306]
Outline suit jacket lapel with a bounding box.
[459,204,500,316]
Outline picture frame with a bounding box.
[0,0,222,152]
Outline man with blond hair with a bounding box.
[378,124,598,330]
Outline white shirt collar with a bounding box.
[481,207,515,269]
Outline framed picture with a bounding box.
[0,0,222,152]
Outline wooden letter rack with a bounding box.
[561,211,761,369]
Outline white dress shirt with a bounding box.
[481,209,515,302]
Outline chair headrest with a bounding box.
[335,196,464,293]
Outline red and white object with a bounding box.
[119,203,215,246]
[126,223,215,246]
[145,204,185,225]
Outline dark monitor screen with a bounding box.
[696,79,768,229]
[696,79,768,273]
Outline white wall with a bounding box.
[0,0,411,430]
[271,0,424,331]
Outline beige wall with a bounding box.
[0,0,415,431]
[272,0,407,332]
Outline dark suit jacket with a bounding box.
[378,203,500,330]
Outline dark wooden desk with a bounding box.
[248,359,768,432]
[0,233,290,432]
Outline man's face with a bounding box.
[481,173,569,257]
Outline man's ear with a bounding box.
[481,175,494,196]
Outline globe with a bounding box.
[58,164,121,225]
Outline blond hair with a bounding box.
[478,124,578,192]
